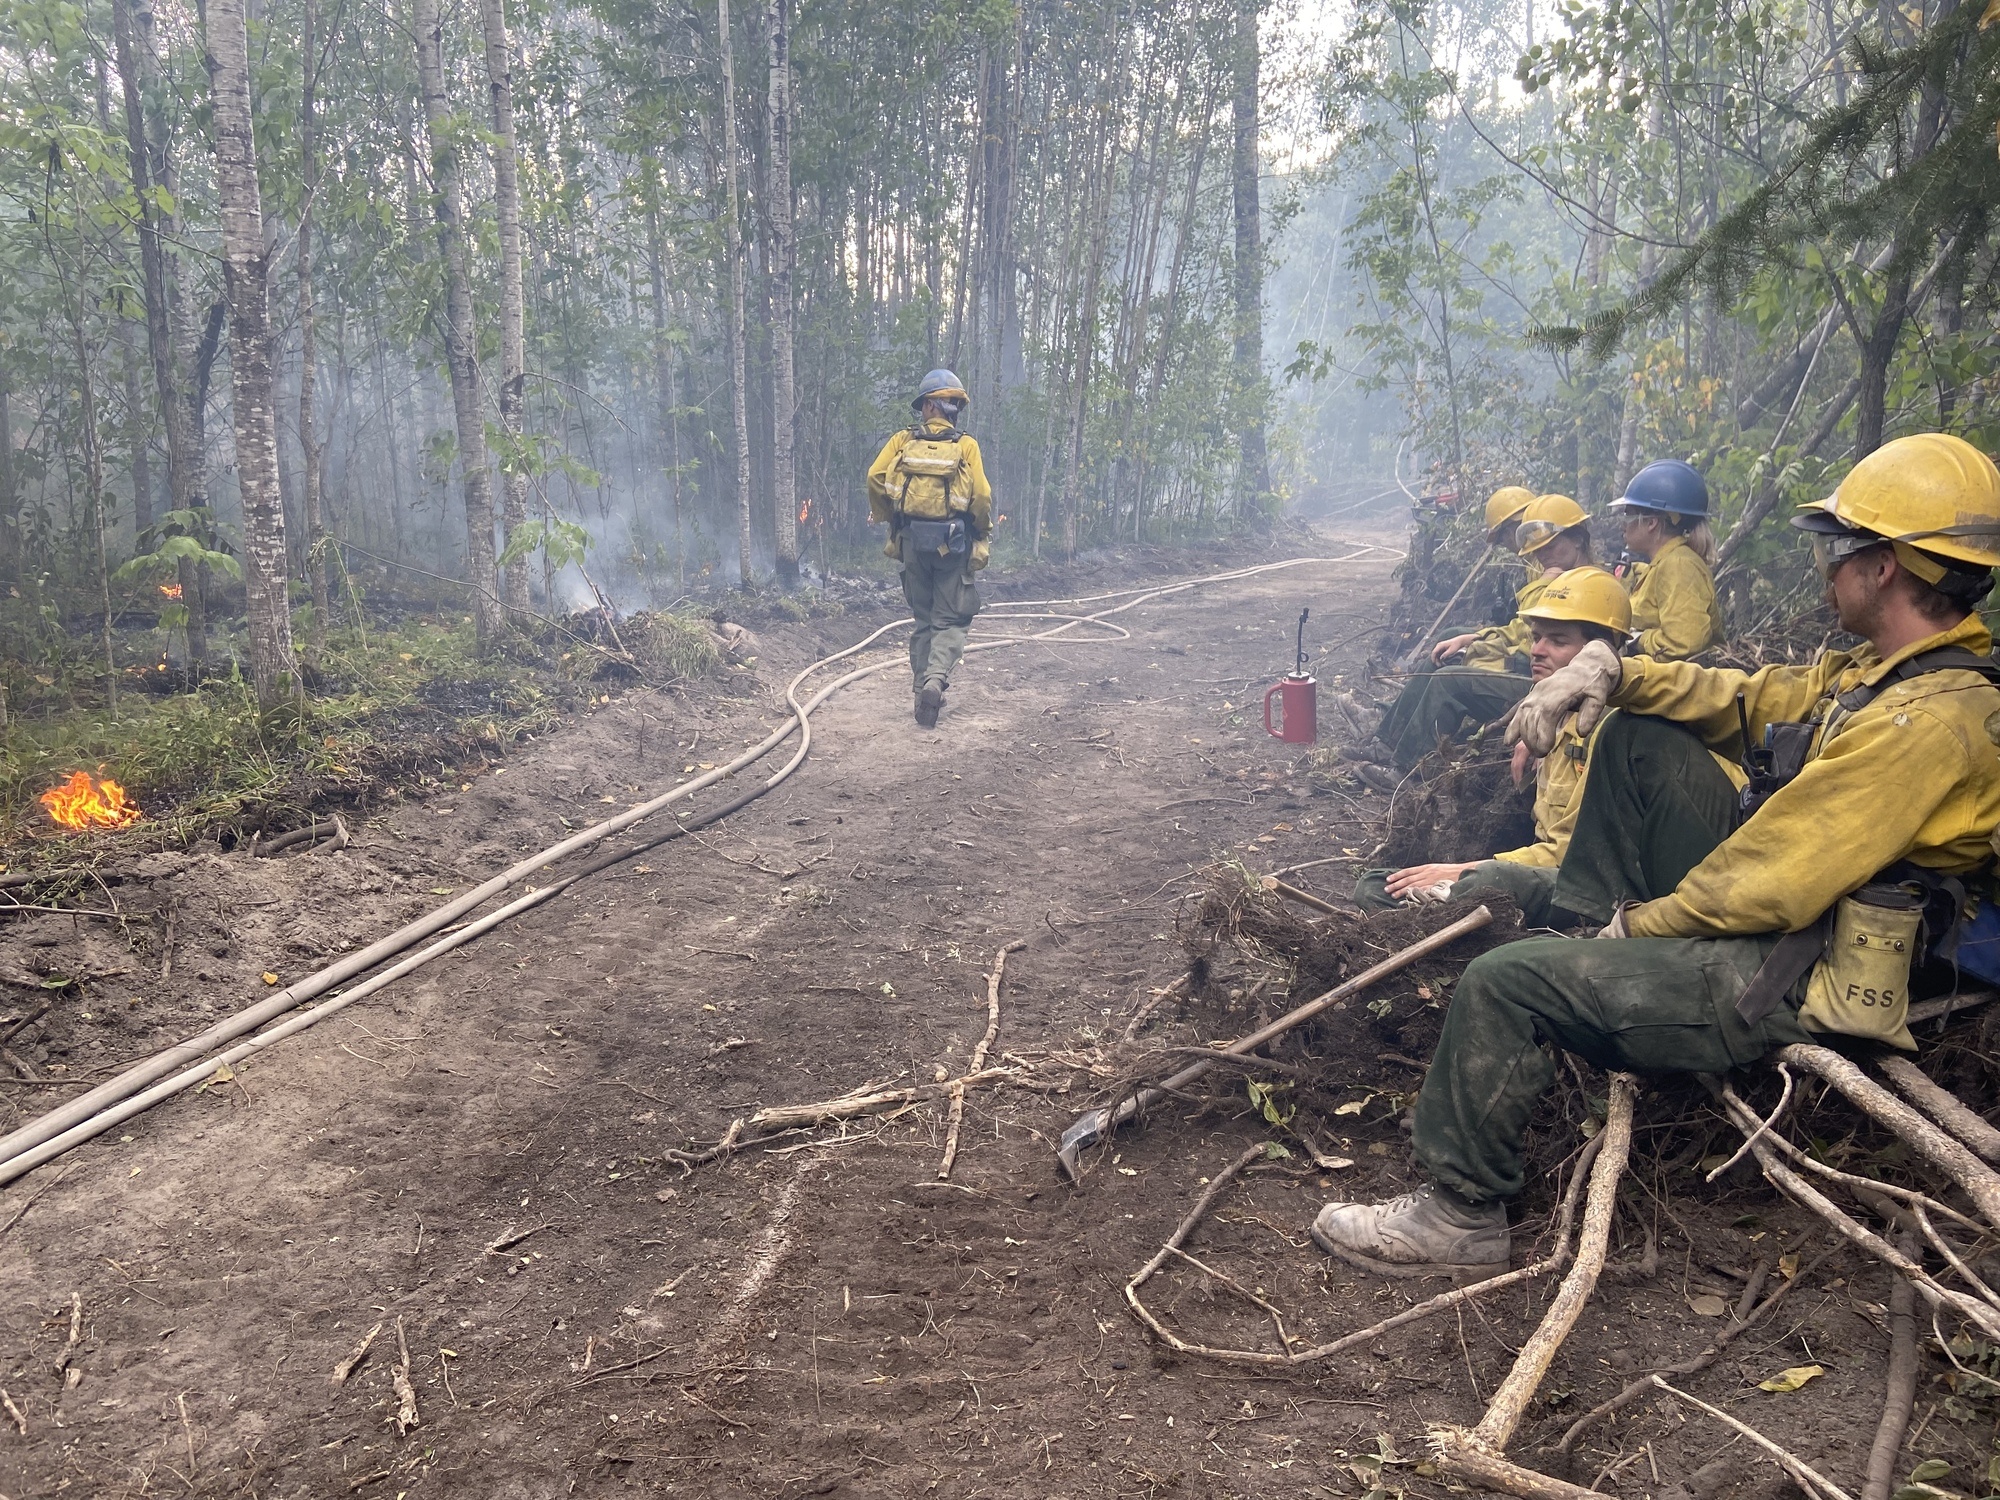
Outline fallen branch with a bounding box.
[1861,1231,1921,1500]
[1124,1117,1607,1367]
[485,1222,556,1255]
[1652,1377,1856,1500]
[1732,1115,2000,1340]
[1462,1074,1638,1453]
[1707,1063,1793,1183]
[667,1065,1025,1170]
[1259,875,1346,917]
[938,940,1024,1181]
[1779,1043,2000,1229]
[1876,1053,2000,1166]
[1121,973,1190,1042]
[1427,1076,1638,1496]
[390,1317,419,1435]
[1553,1241,1834,1455]
[330,1322,383,1385]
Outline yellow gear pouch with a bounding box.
[893,435,967,520]
[1799,891,1921,1051]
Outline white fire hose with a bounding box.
[0,549,1391,1186]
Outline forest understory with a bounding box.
[0,527,1988,1500]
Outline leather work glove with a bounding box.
[1505,639,1623,757]
[971,537,991,572]
[1596,901,1638,939]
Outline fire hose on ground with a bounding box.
[0,549,1393,1188]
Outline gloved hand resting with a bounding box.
[1504,639,1623,757]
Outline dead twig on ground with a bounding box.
[666,1065,1027,1170]
[1553,1242,1836,1455]
[0,1165,66,1238]
[0,1387,23,1435]
[331,1322,383,1385]
[1124,1108,1607,1368]
[1652,1377,1856,1500]
[485,1222,556,1254]
[938,940,1024,1180]
[390,1318,418,1435]
[1121,973,1190,1042]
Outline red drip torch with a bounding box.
[1263,608,1318,745]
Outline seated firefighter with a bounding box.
[867,369,996,728]
[1610,459,1725,660]
[1354,568,1650,927]
[1311,432,2000,1282]
[1373,492,1596,772]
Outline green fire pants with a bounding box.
[1375,666,1530,771]
[902,544,981,691]
[1409,712,1811,1204]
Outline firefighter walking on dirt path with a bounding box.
[868,369,996,729]
[1311,433,2000,1282]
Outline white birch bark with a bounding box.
[205,0,301,704]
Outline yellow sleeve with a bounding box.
[1463,573,1546,668]
[960,436,995,538]
[1629,545,1722,659]
[1626,701,1981,938]
[1492,716,1589,868]
[866,431,907,525]
[1611,655,1837,756]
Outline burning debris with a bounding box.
[39,771,142,833]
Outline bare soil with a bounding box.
[0,526,1989,1500]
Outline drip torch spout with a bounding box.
[1294,607,1310,677]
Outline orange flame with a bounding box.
[798,497,812,523]
[39,771,142,833]
[158,582,183,599]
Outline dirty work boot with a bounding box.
[1310,1184,1508,1280]
[915,682,946,729]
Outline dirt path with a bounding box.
[0,530,1942,1498]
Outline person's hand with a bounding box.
[1595,901,1638,939]
[1431,633,1477,665]
[1385,861,1483,901]
[1504,638,1623,756]
[1510,739,1538,788]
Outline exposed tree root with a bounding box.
[1861,1230,1921,1500]
[1431,1073,1638,1494]
[1123,1073,1620,1371]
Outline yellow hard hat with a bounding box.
[1793,433,2000,571]
[1515,493,1589,555]
[1523,566,1631,634]
[1483,486,1536,537]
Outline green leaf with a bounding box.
[1911,1462,1954,1483]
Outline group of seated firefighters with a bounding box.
[1307,433,2000,1283]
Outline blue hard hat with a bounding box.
[912,368,969,411]
[1609,459,1709,518]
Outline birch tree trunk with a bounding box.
[205,0,301,705]
[1230,0,1270,515]
[297,0,330,669]
[766,0,799,585]
[415,0,504,645]
[112,0,206,669]
[480,0,531,614]
[718,0,755,589]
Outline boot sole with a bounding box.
[1310,1227,1509,1284]
[915,686,944,729]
